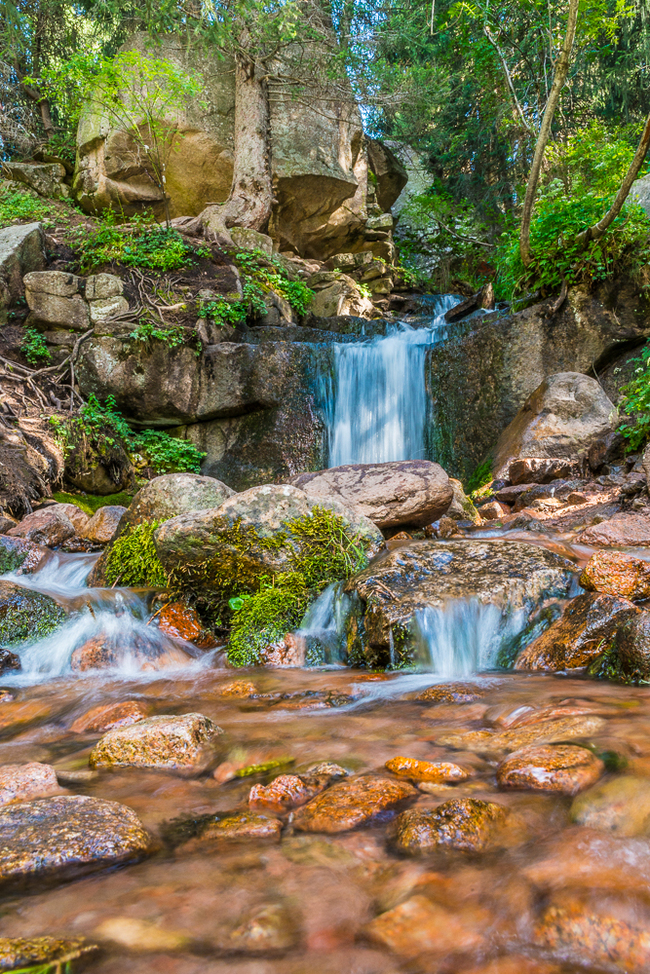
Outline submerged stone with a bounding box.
[497,745,604,795]
[222,902,299,954]
[417,682,486,703]
[0,795,150,886]
[157,601,216,647]
[182,812,282,849]
[70,700,149,734]
[89,713,223,775]
[292,774,416,833]
[249,772,334,812]
[0,762,60,806]
[364,894,487,959]
[0,581,65,646]
[70,633,195,672]
[393,799,507,854]
[439,715,606,754]
[611,613,650,680]
[570,775,650,836]
[385,756,469,783]
[0,936,99,971]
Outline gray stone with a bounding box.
[290,460,453,528]
[84,273,123,300]
[366,140,408,213]
[230,227,273,255]
[24,270,89,331]
[88,294,129,323]
[3,161,69,198]
[629,172,650,218]
[23,271,81,297]
[0,223,44,311]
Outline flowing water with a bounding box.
[320,294,461,466]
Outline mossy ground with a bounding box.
[53,491,134,516]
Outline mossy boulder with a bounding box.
[0,581,65,646]
[0,536,48,575]
[88,473,235,586]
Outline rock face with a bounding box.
[154,483,384,579]
[393,799,507,854]
[0,222,44,314]
[289,460,452,528]
[292,775,416,833]
[89,713,223,775]
[74,33,402,260]
[497,745,604,795]
[580,550,650,600]
[492,373,617,478]
[77,336,330,489]
[0,581,65,646]
[427,282,646,481]
[345,539,575,657]
[0,795,149,886]
[3,160,69,198]
[515,593,639,671]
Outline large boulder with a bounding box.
[0,222,44,313]
[289,460,453,528]
[344,539,575,664]
[492,373,617,478]
[2,161,69,198]
[366,140,408,213]
[0,795,150,887]
[427,282,647,481]
[154,483,384,579]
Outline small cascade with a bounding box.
[320,294,461,466]
[411,600,527,676]
[295,583,352,666]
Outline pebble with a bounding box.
[385,755,469,783]
[249,773,332,812]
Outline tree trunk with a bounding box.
[200,53,273,247]
[519,0,579,268]
[576,112,650,248]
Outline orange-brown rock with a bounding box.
[417,682,485,704]
[217,680,257,697]
[570,775,650,836]
[182,813,282,850]
[514,593,639,670]
[249,773,331,812]
[364,894,487,959]
[578,513,650,546]
[580,549,650,600]
[293,775,416,833]
[534,897,650,973]
[478,500,510,521]
[0,762,60,805]
[89,713,223,775]
[462,959,560,974]
[70,700,149,734]
[70,634,195,672]
[496,745,604,795]
[7,508,75,546]
[157,601,216,648]
[393,799,508,855]
[385,756,469,783]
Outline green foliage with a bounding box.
[74,217,201,274]
[20,327,51,365]
[130,430,205,475]
[199,298,248,329]
[0,183,67,227]
[104,521,167,588]
[465,459,493,496]
[617,342,650,450]
[129,318,185,349]
[52,491,134,515]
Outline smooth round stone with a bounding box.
[497,745,604,795]
[416,683,485,704]
[385,756,469,783]
[0,795,150,886]
[393,798,508,854]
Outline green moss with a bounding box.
[586,643,650,685]
[228,573,310,666]
[104,521,167,588]
[0,590,65,646]
[53,491,134,516]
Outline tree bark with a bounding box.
[519,0,579,268]
[575,112,650,248]
[200,54,273,246]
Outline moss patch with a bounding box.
[53,491,134,516]
[228,573,311,667]
[0,587,66,646]
[104,521,167,588]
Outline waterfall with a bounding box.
[320,294,461,467]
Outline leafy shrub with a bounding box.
[198,297,248,329]
[130,429,205,475]
[74,217,204,274]
[129,318,185,349]
[104,521,167,588]
[618,342,650,450]
[20,327,51,365]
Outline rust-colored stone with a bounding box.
[385,756,469,783]
[249,773,332,812]
[534,898,650,973]
[364,894,487,959]
[182,813,282,850]
[157,601,216,648]
[293,775,416,833]
[70,700,149,734]
[70,634,194,672]
[393,799,507,854]
[217,680,257,697]
[497,745,604,795]
[580,549,650,600]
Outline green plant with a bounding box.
[618,342,650,450]
[104,521,167,588]
[465,459,493,496]
[0,183,64,227]
[73,217,201,275]
[20,327,51,365]
[129,318,185,349]
[357,281,372,300]
[130,430,205,475]
[199,298,248,329]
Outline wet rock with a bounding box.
[217,679,257,697]
[364,894,487,959]
[0,649,20,675]
[223,902,299,953]
[157,601,216,648]
[462,959,559,974]
[497,745,604,795]
[0,936,98,972]
[492,372,617,479]
[512,479,586,512]
[81,505,127,545]
[182,813,282,849]
[70,633,195,672]
[249,772,334,812]
[346,540,574,657]
[578,513,650,546]
[0,762,60,806]
[94,917,188,952]
[439,715,606,754]
[609,612,650,679]
[289,460,453,529]
[293,775,416,833]
[0,795,149,886]
[534,896,650,973]
[393,799,507,854]
[89,473,234,586]
[570,775,650,836]
[385,756,469,783]
[7,508,75,546]
[89,713,223,775]
[70,700,149,734]
[0,581,65,646]
[417,682,485,703]
[478,500,510,520]
[515,593,639,671]
[154,483,384,581]
[509,457,578,485]
[580,550,650,599]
